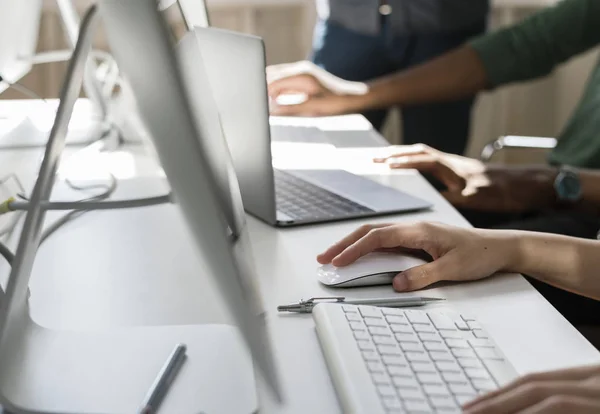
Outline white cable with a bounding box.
[8,194,172,212]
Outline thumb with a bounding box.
[392,256,456,292]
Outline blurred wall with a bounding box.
[2,0,598,163]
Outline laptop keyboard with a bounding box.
[275,170,373,221]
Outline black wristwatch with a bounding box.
[554,166,582,203]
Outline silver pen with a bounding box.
[277,296,445,314]
[139,343,187,414]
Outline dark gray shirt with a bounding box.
[317,0,489,35]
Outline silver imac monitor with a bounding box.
[0,0,42,94]
[99,0,281,400]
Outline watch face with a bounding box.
[559,172,582,201]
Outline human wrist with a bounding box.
[482,229,525,273]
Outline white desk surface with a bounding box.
[0,100,599,413]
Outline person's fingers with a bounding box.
[464,366,600,410]
[372,144,434,163]
[317,223,392,264]
[330,224,426,267]
[520,395,600,414]
[464,380,600,414]
[392,255,456,292]
[386,155,466,191]
[268,74,324,100]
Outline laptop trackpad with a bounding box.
[286,169,431,212]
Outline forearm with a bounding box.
[352,45,488,112]
[501,230,600,300]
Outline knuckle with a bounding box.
[543,395,571,410]
[521,382,548,398]
[358,224,373,234]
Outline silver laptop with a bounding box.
[181,28,431,227]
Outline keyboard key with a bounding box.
[451,348,476,358]
[391,324,414,334]
[468,339,494,348]
[467,321,482,330]
[406,310,430,325]
[424,342,447,352]
[417,372,443,385]
[369,326,392,336]
[365,317,388,327]
[397,388,425,401]
[423,384,451,397]
[382,308,407,317]
[357,340,375,351]
[473,329,489,339]
[389,365,412,377]
[406,352,430,362]
[472,378,497,392]
[377,384,397,396]
[392,376,419,389]
[395,332,419,342]
[343,305,358,313]
[349,321,367,331]
[430,351,454,361]
[413,324,436,333]
[400,342,425,352]
[353,331,370,340]
[382,396,404,410]
[418,332,442,342]
[435,361,461,373]
[360,306,382,318]
[378,345,403,355]
[383,355,408,366]
[457,357,483,369]
[404,399,432,412]
[454,320,469,331]
[474,347,504,360]
[445,339,469,349]
[346,313,362,322]
[448,383,476,395]
[428,313,456,330]
[367,361,385,373]
[362,351,380,361]
[375,336,397,346]
[441,371,468,384]
[386,315,409,325]
[372,373,391,385]
[440,330,463,339]
[411,361,437,373]
[454,393,477,406]
[430,395,456,407]
[464,367,491,380]
[482,358,516,385]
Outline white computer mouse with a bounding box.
[317,251,430,288]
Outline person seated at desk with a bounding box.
[318,221,600,413]
[306,0,489,155]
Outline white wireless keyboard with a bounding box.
[313,304,518,413]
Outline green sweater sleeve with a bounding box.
[470,0,600,88]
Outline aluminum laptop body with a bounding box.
[187,27,431,226]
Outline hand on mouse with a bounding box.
[317,222,517,292]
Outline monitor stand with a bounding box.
[0,299,258,414]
